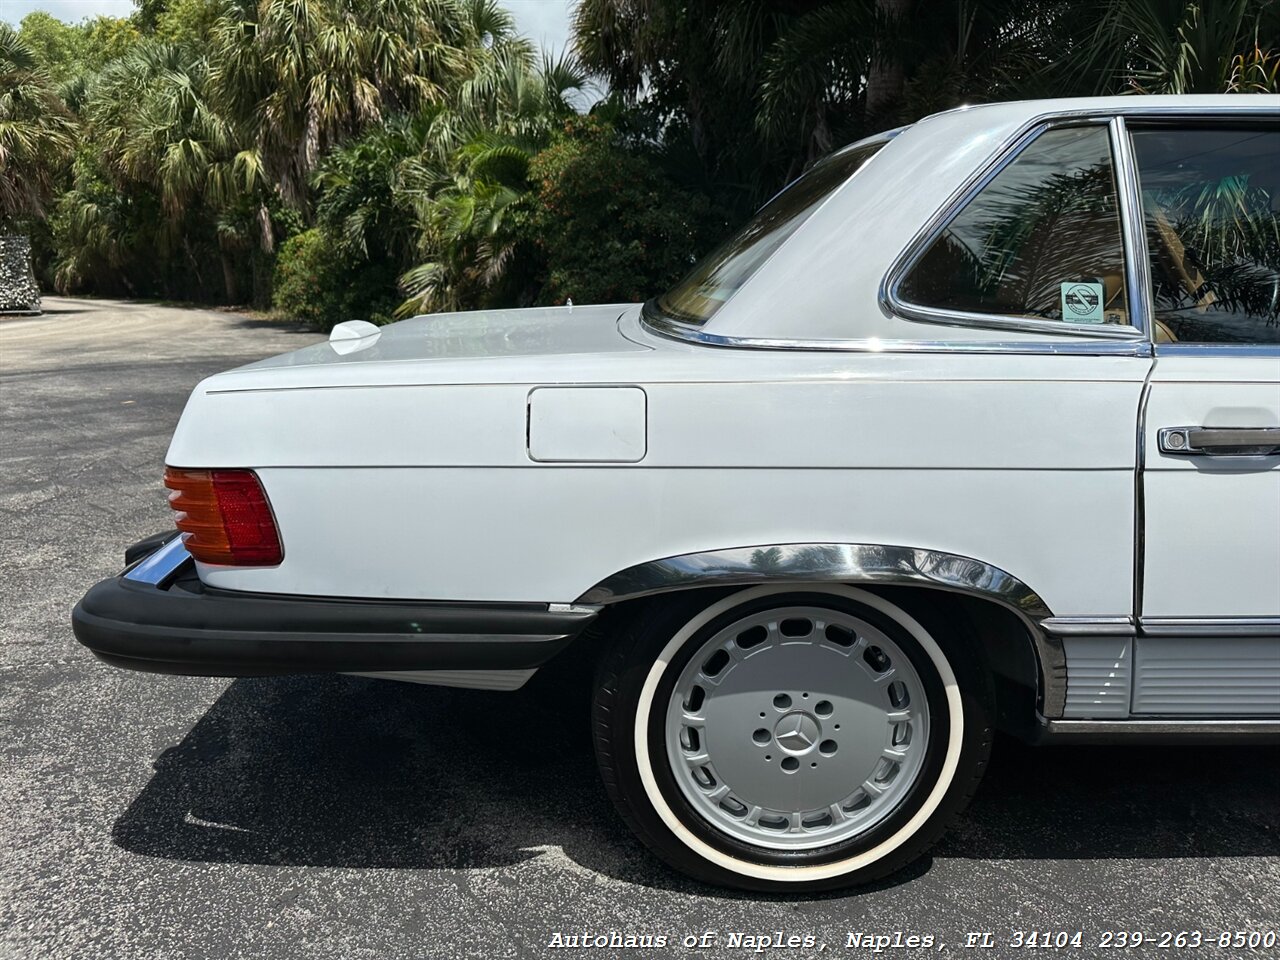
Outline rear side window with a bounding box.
[1130,124,1280,344]
[899,125,1130,327]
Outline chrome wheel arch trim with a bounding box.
[575,542,1069,717]
[577,543,1053,618]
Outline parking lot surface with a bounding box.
[2,299,1278,959]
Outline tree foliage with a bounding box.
[7,0,1279,327]
[573,0,1280,213]
[527,118,718,305]
[0,24,78,226]
[272,227,398,327]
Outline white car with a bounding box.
[74,95,1280,892]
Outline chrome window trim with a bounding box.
[1110,117,1157,344]
[880,104,1279,342]
[576,541,1071,718]
[881,116,1145,340]
[640,312,1153,356]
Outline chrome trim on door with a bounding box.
[1132,368,1155,628]
[577,542,1071,717]
[1041,617,1135,637]
[1140,618,1280,637]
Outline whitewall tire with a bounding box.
[591,584,993,892]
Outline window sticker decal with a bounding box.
[1061,281,1105,323]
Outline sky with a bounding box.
[0,0,577,54]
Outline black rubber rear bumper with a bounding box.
[72,536,598,677]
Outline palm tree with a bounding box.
[207,0,463,214]
[396,132,538,315]
[0,24,77,226]
[87,43,243,220]
[314,114,428,264]
[60,40,256,299]
[1084,0,1280,93]
[394,43,590,315]
[1226,35,1280,91]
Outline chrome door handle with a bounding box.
[1158,426,1280,456]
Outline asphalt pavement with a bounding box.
[1,298,1277,960]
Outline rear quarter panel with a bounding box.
[174,352,1148,617]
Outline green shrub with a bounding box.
[271,228,398,330]
[527,119,720,305]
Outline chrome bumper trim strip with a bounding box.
[122,536,191,586]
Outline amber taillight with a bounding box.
[163,467,283,566]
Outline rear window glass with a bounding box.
[650,137,891,326]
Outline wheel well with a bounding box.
[545,583,1043,738]
[868,586,1041,738]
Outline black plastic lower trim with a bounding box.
[72,546,597,678]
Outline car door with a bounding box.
[1130,119,1280,716]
